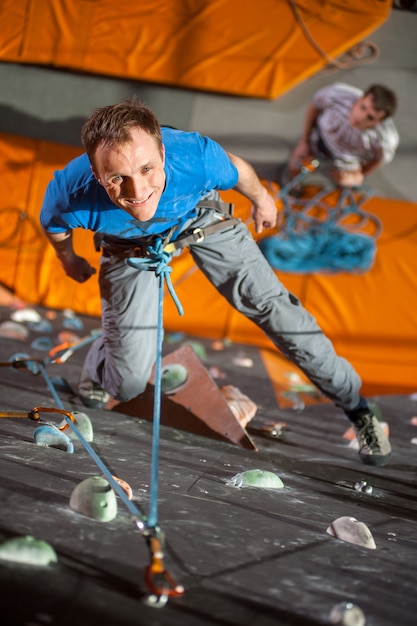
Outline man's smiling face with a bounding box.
[93,127,166,221]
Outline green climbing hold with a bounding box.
[0,535,58,566]
[161,363,188,393]
[228,469,284,489]
[69,476,118,522]
[59,411,94,442]
[183,340,207,359]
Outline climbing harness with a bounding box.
[0,253,186,603]
[99,211,239,263]
[163,216,240,254]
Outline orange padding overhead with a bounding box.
[0,132,416,396]
[0,0,390,99]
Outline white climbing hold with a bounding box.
[329,601,366,625]
[0,321,29,340]
[227,469,284,489]
[327,516,376,549]
[70,476,118,522]
[10,308,42,323]
[0,535,58,566]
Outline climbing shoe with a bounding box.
[349,409,391,467]
[79,381,110,410]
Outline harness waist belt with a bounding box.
[100,216,240,263]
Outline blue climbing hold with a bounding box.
[33,424,74,453]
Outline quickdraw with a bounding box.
[47,329,103,364]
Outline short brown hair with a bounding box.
[364,85,397,119]
[81,97,162,165]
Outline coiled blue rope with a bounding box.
[127,238,184,529]
[259,227,376,273]
[260,183,380,274]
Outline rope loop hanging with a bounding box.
[127,238,184,316]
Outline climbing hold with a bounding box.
[0,535,58,566]
[72,411,94,441]
[0,321,29,340]
[232,356,253,368]
[57,330,80,344]
[220,385,257,428]
[9,352,40,375]
[166,331,186,344]
[261,422,287,438]
[354,480,366,491]
[28,319,52,333]
[69,476,118,522]
[109,475,133,500]
[30,336,55,352]
[161,363,188,393]
[50,376,74,394]
[183,340,206,359]
[227,469,284,489]
[62,309,84,330]
[327,516,376,549]
[59,411,94,442]
[10,308,42,324]
[34,424,74,453]
[329,601,366,625]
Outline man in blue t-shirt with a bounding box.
[40,98,391,467]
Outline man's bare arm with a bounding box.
[45,230,96,283]
[227,152,277,234]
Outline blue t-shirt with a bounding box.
[40,127,239,240]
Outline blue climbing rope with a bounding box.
[127,238,184,530]
[261,175,381,274]
[37,362,146,526]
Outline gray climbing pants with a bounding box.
[81,205,362,411]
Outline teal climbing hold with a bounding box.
[33,424,74,453]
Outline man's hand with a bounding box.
[226,152,278,235]
[289,138,312,176]
[251,192,278,234]
[45,229,97,283]
[332,168,364,188]
[61,255,97,283]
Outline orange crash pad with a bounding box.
[0,0,391,99]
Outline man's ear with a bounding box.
[91,165,101,184]
[161,143,165,166]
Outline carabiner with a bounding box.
[144,528,184,601]
[31,406,76,426]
